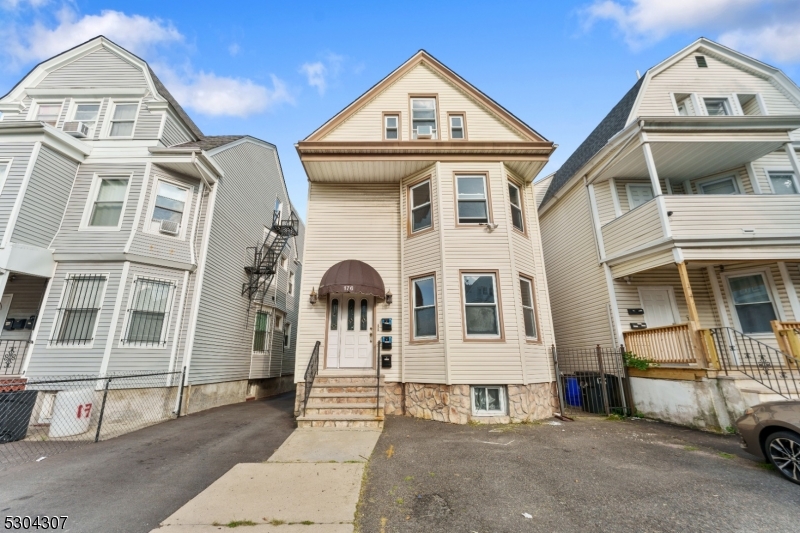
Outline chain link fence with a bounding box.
[0,369,184,466]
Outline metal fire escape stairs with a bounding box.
[242,209,299,303]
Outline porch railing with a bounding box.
[302,341,320,416]
[1,340,31,376]
[771,320,800,361]
[622,322,705,365]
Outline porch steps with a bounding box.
[719,374,796,405]
[297,374,385,429]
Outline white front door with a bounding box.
[639,287,680,328]
[326,294,373,368]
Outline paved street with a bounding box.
[358,415,800,533]
[0,393,296,533]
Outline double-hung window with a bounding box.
[508,181,524,232]
[384,114,399,140]
[412,275,437,339]
[284,323,292,348]
[472,386,506,415]
[462,273,500,337]
[727,273,778,334]
[275,313,283,332]
[409,180,432,233]
[51,274,107,346]
[71,102,101,135]
[151,181,189,235]
[108,102,138,137]
[704,98,731,116]
[519,276,538,339]
[253,310,270,352]
[35,102,62,126]
[698,176,739,195]
[89,177,128,227]
[288,271,295,295]
[449,114,465,139]
[768,171,799,194]
[411,98,437,139]
[456,175,489,224]
[123,278,174,346]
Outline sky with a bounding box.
[2,0,800,218]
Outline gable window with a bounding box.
[627,184,654,209]
[70,102,101,135]
[412,275,437,339]
[698,176,739,195]
[288,270,295,295]
[384,114,399,140]
[253,310,270,352]
[728,273,777,334]
[462,273,500,337]
[449,114,465,139]
[122,277,174,346]
[519,276,538,339]
[703,98,731,116]
[108,102,138,137]
[151,180,189,236]
[284,323,292,348]
[508,181,524,232]
[411,97,437,139]
[695,56,708,68]
[768,171,799,195]
[35,102,62,126]
[88,177,129,228]
[456,175,489,224]
[51,274,107,346]
[471,385,506,415]
[409,179,432,233]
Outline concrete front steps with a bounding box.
[297,374,385,428]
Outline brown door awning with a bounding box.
[318,260,385,299]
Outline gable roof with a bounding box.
[0,35,203,139]
[304,49,548,143]
[173,135,247,150]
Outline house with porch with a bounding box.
[538,38,800,430]
[0,36,303,414]
[294,50,558,427]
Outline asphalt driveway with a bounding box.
[358,415,800,533]
[0,392,296,533]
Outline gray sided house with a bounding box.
[0,36,303,414]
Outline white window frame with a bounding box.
[252,308,272,354]
[384,114,399,140]
[409,179,432,233]
[275,312,284,332]
[118,274,177,349]
[456,175,490,224]
[412,275,437,341]
[101,100,140,139]
[288,270,295,296]
[80,173,133,231]
[625,183,655,209]
[449,114,465,140]
[721,268,784,335]
[283,322,292,349]
[507,180,525,232]
[701,96,735,116]
[764,168,800,195]
[696,174,742,195]
[66,99,102,137]
[274,197,283,221]
[28,100,63,126]
[0,159,12,197]
[280,254,288,271]
[470,385,507,416]
[461,272,501,339]
[519,276,538,340]
[410,97,438,140]
[47,272,110,349]
[144,176,193,240]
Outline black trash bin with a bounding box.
[574,372,623,414]
[0,389,38,443]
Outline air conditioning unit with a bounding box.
[416,125,433,139]
[63,121,90,138]
[159,219,180,235]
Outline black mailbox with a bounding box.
[381,318,392,332]
[381,336,392,350]
[25,315,36,330]
[630,322,647,330]
[3,319,13,331]
[381,353,392,368]
[627,308,644,315]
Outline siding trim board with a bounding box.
[99,261,130,375]
[3,141,41,248]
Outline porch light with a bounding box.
[385,290,393,305]
[309,287,318,305]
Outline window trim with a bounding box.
[721,268,784,335]
[284,322,292,349]
[275,312,284,332]
[252,308,272,354]
[280,254,288,271]
[459,270,504,342]
[118,274,177,349]
[408,94,439,140]
[409,272,439,343]
[101,100,140,139]
[518,273,540,343]
[447,112,467,141]
[28,100,63,126]
[382,111,401,141]
[80,173,133,232]
[701,96,735,116]
[406,176,434,237]
[625,183,655,210]
[454,172,493,227]
[274,196,283,221]
[144,175,193,240]
[507,177,526,235]
[470,385,507,416]
[0,158,12,197]
[764,168,800,195]
[66,99,102,137]
[47,272,110,349]
[288,270,295,296]
[696,174,742,195]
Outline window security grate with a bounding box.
[121,277,175,346]
[51,275,107,346]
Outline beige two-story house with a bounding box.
[538,38,800,429]
[294,51,557,426]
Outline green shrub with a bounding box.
[623,351,657,371]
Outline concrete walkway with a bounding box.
[152,428,382,532]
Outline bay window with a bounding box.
[409,179,432,233]
[462,273,500,337]
[456,175,489,224]
[412,275,437,339]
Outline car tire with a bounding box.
[765,431,800,485]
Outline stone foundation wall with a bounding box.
[383,382,558,424]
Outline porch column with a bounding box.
[641,142,672,239]
[0,272,9,303]
[676,262,701,325]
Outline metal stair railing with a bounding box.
[710,327,800,399]
[242,210,300,300]
[302,341,321,416]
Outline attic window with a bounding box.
[695,56,708,68]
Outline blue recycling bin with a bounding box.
[564,376,582,407]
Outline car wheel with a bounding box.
[765,431,800,485]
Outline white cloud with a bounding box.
[1,0,49,10]
[719,22,800,64]
[228,43,240,57]
[300,61,327,94]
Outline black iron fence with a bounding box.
[1,340,31,376]
[0,369,184,466]
[552,345,632,417]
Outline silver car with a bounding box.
[735,401,800,485]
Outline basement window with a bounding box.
[471,386,506,415]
